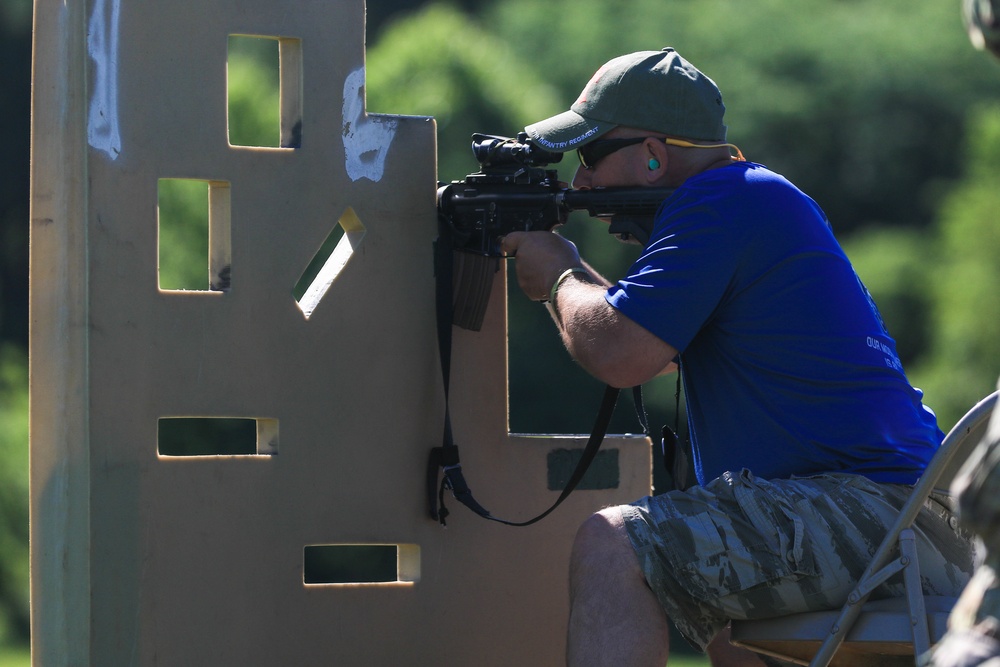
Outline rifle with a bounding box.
[437,133,673,330]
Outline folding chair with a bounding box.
[730,390,1000,667]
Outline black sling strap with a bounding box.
[428,227,648,527]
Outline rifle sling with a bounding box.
[428,224,647,527]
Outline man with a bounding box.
[501,48,976,667]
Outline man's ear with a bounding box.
[644,138,669,183]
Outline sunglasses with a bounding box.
[577,137,649,170]
[577,136,746,169]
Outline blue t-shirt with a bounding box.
[605,162,942,486]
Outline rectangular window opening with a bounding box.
[157,178,231,292]
[303,544,420,586]
[228,35,303,148]
[157,417,278,457]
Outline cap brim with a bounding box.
[524,110,616,153]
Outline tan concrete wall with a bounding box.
[29,1,652,664]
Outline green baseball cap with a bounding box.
[524,48,728,152]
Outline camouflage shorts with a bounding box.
[620,470,977,651]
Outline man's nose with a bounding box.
[571,164,592,190]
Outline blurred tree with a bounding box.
[157,179,211,290]
[367,0,479,37]
[0,346,28,644]
[841,227,933,368]
[0,0,32,351]
[366,3,562,179]
[910,105,1000,427]
[0,0,33,649]
[485,0,1000,234]
[227,36,281,148]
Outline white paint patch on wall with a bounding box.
[342,67,398,182]
[87,0,122,159]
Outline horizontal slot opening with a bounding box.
[304,544,420,585]
[157,417,278,457]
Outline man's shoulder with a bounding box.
[674,162,818,219]
[682,162,799,198]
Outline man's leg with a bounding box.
[566,506,771,667]
[566,507,670,667]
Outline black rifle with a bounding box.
[429,133,669,525]
[437,133,674,330]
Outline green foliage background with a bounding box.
[3,0,1000,655]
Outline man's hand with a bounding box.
[500,231,586,302]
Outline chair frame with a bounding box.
[731,390,999,667]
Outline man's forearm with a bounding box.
[500,230,679,386]
[550,277,678,388]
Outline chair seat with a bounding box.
[730,595,956,667]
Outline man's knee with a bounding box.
[570,506,639,583]
[574,506,624,543]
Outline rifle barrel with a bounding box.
[561,187,674,217]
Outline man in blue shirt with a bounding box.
[502,48,975,666]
